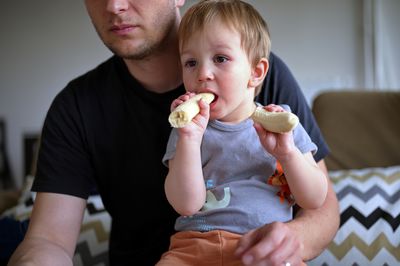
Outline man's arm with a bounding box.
[8,192,86,266]
[288,159,339,260]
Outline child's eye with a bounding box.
[184,59,197,68]
[214,55,229,63]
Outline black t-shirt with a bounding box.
[32,53,329,265]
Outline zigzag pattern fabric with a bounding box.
[73,195,111,266]
[309,165,400,266]
[3,193,111,266]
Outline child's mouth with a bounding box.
[209,95,218,108]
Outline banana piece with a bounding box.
[251,106,299,133]
[169,93,215,128]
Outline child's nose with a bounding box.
[197,63,214,82]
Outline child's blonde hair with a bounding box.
[179,0,271,95]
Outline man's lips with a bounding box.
[110,24,136,35]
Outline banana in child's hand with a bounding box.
[168,93,215,128]
[251,106,299,133]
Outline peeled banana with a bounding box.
[251,106,299,133]
[168,93,215,128]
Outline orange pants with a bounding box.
[156,230,243,266]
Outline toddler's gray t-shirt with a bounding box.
[163,107,317,234]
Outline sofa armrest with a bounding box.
[312,90,400,170]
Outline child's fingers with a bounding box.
[171,99,183,111]
[264,104,285,112]
[171,92,197,111]
[197,99,210,120]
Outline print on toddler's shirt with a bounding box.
[201,187,231,211]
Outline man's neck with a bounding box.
[123,41,182,94]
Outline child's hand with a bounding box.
[264,104,284,113]
[170,92,196,112]
[171,92,210,139]
[253,104,297,160]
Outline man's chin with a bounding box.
[107,43,154,60]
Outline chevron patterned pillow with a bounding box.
[309,165,400,266]
[2,190,111,266]
[72,195,111,266]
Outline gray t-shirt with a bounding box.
[162,106,317,234]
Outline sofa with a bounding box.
[308,90,400,266]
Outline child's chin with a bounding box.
[208,113,217,121]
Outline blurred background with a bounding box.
[0,0,399,188]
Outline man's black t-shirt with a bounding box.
[32,53,329,265]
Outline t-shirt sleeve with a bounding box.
[280,104,318,155]
[162,128,179,167]
[32,85,94,199]
[255,52,330,162]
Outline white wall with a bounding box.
[0,0,391,187]
[185,0,365,100]
[0,1,111,187]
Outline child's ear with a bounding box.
[248,58,269,88]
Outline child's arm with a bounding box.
[254,104,328,209]
[278,150,327,209]
[164,93,210,216]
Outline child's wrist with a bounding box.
[275,148,301,164]
[178,134,203,147]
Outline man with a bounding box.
[9,1,339,265]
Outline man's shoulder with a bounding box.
[46,56,121,118]
[268,52,291,75]
[69,56,119,90]
[54,56,120,102]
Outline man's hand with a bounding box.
[235,221,306,266]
